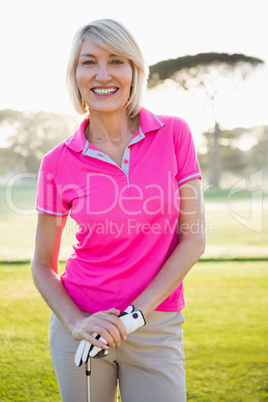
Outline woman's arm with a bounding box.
[31,213,127,348]
[132,179,205,318]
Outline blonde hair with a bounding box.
[66,19,148,118]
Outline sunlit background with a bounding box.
[1,0,267,242]
[1,0,268,143]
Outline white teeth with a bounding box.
[92,88,117,95]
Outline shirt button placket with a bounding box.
[120,174,129,195]
[121,146,130,195]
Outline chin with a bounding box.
[91,104,126,115]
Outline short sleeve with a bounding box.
[175,122,201,186]
[36,157,70,216]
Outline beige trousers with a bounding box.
[49,310,186,402]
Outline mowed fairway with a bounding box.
[0,263,61,401]
[0,261,267,401]
[183,261,268,401]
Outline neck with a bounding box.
[86,110,138,143]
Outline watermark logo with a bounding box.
[5,172,37,216]
[227,171,263,232]
[64,217,210,239]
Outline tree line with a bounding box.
[0,52,266,187]
[0,108,267,188]
[148,52,265,187]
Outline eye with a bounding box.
[111,59,124,65]
[82,59,95,65]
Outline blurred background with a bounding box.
[0,0,267,400]
[1,0,267,260]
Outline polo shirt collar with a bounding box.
[138,107,165,134]
[65,108,165,153]
[65,119,88,152]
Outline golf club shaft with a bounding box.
[85,358,91,402]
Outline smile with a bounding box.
[91,88,118,95]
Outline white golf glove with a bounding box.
[74,306,146,367]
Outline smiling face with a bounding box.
[76,40,133,116]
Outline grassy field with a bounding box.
[1,184,268,261]
[0,261,267,401]
[0,184,267,401]
[183,261,268,401]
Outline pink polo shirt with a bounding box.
[36,107,201,313]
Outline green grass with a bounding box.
[0,184,268,261]
[183,261,268,401]
[0,184,267,400]
[0,263,61,401]
[0,184,76,261]
[0,261,267,401]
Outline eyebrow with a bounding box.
[79,53,96,58]
[79,53,120,59]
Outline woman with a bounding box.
[32,19,205,402]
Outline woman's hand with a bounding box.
[70,308,128,349]
[32,214,127,351]
[74,307,146,366]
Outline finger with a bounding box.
[84,334,108,360]
[91,314,125,346]
[88,335,108,358]
[112,317,128,341]
[81,311,125,347]
[78,314,116,347]
[99,312,128,341]
[85,332,109,349]
[106,308,121,316]
[97,325,120,347]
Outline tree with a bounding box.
[199,126,264,183]
[148,53,264,187]
[0,109,79,175]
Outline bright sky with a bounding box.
[1,0,268,143]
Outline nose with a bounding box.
[95,62,111,81]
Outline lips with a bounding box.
[91,87,118,95]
